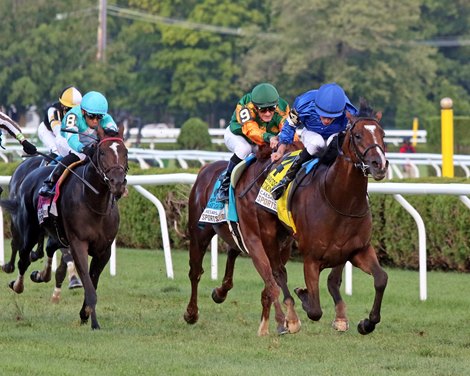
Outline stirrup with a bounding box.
[271,181,287,200]
[216,186,229,202]
[38,184,55,198]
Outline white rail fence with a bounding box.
[1,173,469,301]
[4,146,466,179]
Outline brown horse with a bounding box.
[184,142,304,336]
[0,126,128,329]
[184,99,388,335]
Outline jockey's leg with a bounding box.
[271,148,312,200]
[215,154,242,202]
[39,153,80,197]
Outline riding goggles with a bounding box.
[257,105,277,113]
[84,111,104,120]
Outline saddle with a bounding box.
[37,159,85,222]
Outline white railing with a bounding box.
[1,173,469,302]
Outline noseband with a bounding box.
[342,117,386,176]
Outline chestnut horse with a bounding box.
[184,143,301,335]
[0,126,128,329]
[184,99,388,335]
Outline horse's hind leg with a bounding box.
[184,225,215,325]
[351,246,388,335]
[2,229,21,273]
[327,265,349,332]
[51,253,68,303]
[30,234,45,262]
[265,236,301,334]
[212,247,241,304]
[30,237,59,283]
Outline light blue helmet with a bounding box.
[315,83,346,118]
[81,91,108,115]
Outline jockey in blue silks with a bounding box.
[39,91,118,197]
[270,82,358,200]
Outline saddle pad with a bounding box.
[198,177,226,225]
[255,151,319,234]
[198,154,257,225]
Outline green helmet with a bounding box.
[251,83,279,108]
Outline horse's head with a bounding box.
[95,126,129,199]
[344,99,388,181]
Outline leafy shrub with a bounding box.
[177,117,212,150]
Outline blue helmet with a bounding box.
[315,83,346,118]
[81,91,108,115]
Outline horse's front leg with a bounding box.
[295,259,322,322]
[351,245,388,335]
[249,246,286,336]
[268,236,301,334]
[327,264,349,332]
[212,247,241,304]
[70,240,97,328]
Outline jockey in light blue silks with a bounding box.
[39,91,118,197]
[270,82,358,200]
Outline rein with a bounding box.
[320,163,370,218]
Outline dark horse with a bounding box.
[0,125,128,329]
[184,99,389,335]
[1,155,82,301]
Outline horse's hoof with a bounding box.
[332,318,349,332]
[68,276,83,289]
[277,326,289,335]
[184,310,199,324]
[30,251,44,262]
[211,288,226,304]
[357,319,375,335]
[8,280,23,293]
[51,295,60,304]
[2,263,15,274]
[286,319,302,334]
[30,271,42,283]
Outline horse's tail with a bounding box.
[0,199,19,214]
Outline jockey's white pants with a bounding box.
[301,129,339,156]
[224,127,257,160]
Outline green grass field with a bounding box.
[1,248,469,375]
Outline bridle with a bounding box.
[89,137,128,187]
[322,116,386,218]
[338,117,386,177]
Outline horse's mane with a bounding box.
[357,98,376,118]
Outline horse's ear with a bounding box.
[118,123,125,139]
[97,125,105,140]
[375,111,382,122]
[346,111,353,121]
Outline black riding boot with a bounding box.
[271,148,312,200]
[38,153,79,197]
[216,154,242,202]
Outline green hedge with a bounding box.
[1,162,470,271]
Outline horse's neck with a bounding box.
[323,156,369,212]
[82,164,113,215]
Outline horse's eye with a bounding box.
[354,133,361,141]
